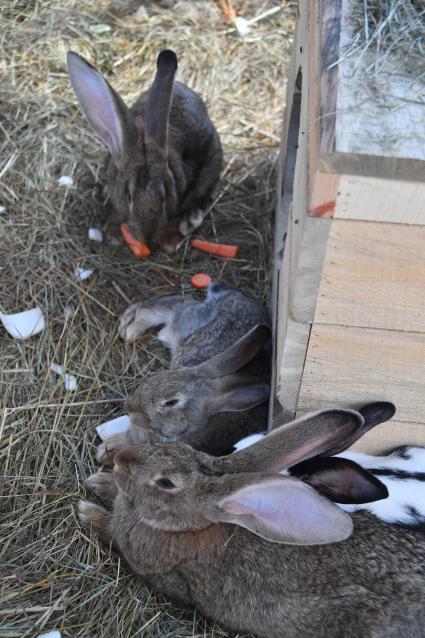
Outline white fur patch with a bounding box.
[234,433,425,526]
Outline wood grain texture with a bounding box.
[298,324,425,424]
[334,174,425,224]
[315,219,425,332]
[294,414,425,452]
[309,172,340,217]
[276,319,311,419]
[292,216,331,323]
[319,0,342,155]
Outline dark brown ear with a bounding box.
[196,324,271,379]
[67,51,137,169]
[216,409,364,474]
[321,401,396,457]
[290,457,389,504]
[145,50,177,149]
[113,448,139,497]
[206,377,270,414]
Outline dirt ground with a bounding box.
[0,1,294,636]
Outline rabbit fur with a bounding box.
[97,282,271,463]
[81,405,425,638]
[67,49,223,251]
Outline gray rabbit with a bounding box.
[81,404,425,638]
[67,49,223,250]
[97,282,271,462]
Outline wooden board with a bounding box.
[315,219,425,332]
[334,175,425,225]
[294,415,425,453]
[298,323,425,426]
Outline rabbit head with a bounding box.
[113,404,391,544]
[67,50,178,244]
[125,324,270,443]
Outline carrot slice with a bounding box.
[120,223,151,258]
[191,273,212,289]
[191,239,239,259]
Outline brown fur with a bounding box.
[97,285,271,463]
[67,50,223,250]
[81,409,425,637]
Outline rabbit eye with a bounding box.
[156,478,175,490]
[163,398,180,408]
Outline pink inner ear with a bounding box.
[221,479,353,544]
[70,58,123,157]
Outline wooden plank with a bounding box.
[349,421,425,453]
[319,0,342,156]
[294,415,425,453]
[309,172,340,217]
[315,220,425,332]
[276,319,311,420]
[298,324,425,425]
[291,216,331,323]
[334,175,425,225]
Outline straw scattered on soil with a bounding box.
[0,1,295,636]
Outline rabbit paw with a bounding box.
[159,226,183,253]
[96,434,128,464]
[179,209,206,237]
[118,303,146,341]
[78,500,112,543]
[85,471,117,501]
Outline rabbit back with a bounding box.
[110,505,425,638]
[169,283,269,368]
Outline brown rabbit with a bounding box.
[67,50,223,251]
[97,282,271,463]
[80,404,425,638]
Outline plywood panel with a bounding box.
[334,175,425,225]
[298,324,425,424]
[276,318,310,420]
[349,421,425,454]
[294,415,425,453]
[315,220,425,333]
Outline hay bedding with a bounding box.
[0,1,294,636]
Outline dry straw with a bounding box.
[0,0,294,636]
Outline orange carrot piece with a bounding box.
[191,273,212,289]
[120,223,151,258]
[191,239,239,259]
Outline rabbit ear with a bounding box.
[196,324,271,379]
[210,476,353,544]
[216,409,364,474]
[321,401,396,457]
[290,457,389,504]
[67,51,137,167]
[144,50,177,149]
[207,379,270,414]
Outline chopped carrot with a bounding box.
[191,239,239,259]
[120,223,151,258]
[191,273,212,289]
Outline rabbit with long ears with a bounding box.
[97,283,271,462]
[80,404,425,638]
[67,50,223,250]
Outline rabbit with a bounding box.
[80,403,425,638]
[234,404,425,528]
[97,282,271,463]
[67,49,223,251]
